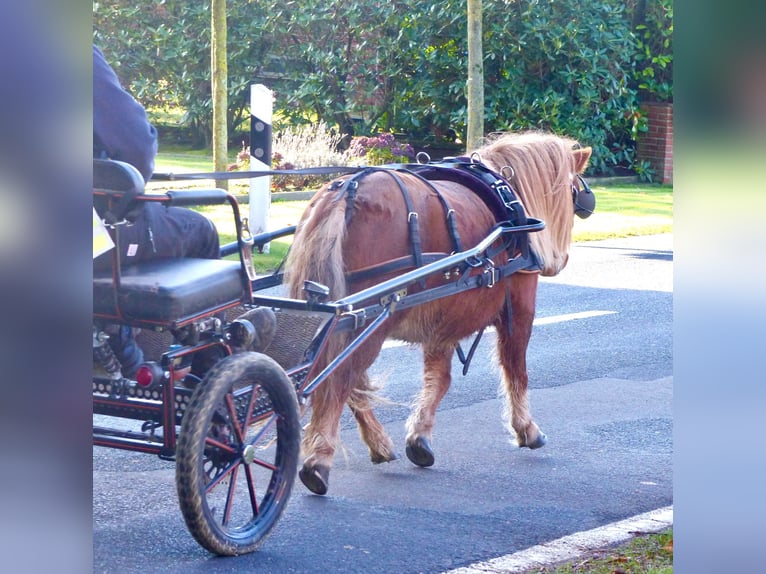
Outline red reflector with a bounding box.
[135,365,154,387]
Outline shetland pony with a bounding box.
[284,132,591,495]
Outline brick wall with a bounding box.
[637,102,673,184]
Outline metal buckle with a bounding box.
[240,226,256,281]
[341,308,367,330]
[483,262,500,288]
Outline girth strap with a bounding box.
[394,168,463,254]
[381,169,425,271]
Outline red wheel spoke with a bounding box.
[204,436,236,454]
[243,463,260,516]
[205,459,236,493]
[245,412,278,448]
[224,393,245,443]
[250,457,278,472]
[221,464,239,527]
[225,384,260,443]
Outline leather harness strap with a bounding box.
[333,161,540,287]
[395,169,463,254]
[335,168,454,284]
[382,169,425,271]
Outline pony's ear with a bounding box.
[572,146,592,174]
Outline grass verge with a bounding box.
[525,528,673,574]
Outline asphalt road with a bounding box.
[93,233,673,573]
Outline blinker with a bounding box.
[573,175,595,219]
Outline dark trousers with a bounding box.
[94,203,220,271]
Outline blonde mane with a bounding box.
[477,132,581,276]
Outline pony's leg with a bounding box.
[404,347,453,467]
[300,368,353,495]
[495,273,547,449]
[347,374,399,464]
[301,336,396,493]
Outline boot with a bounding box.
[106,325,144,379]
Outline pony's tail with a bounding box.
[283,187,356,413]
[284,187,349,301]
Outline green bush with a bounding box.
[634,0,673,103]
[97,0,673,177]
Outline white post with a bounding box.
[249,83,273,252]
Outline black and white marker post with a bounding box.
[249,83,273,252]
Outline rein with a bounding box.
[151,165,364,181]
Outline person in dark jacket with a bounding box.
[93,45,220,271]
[92,46,275,378]
[93,45,220,377]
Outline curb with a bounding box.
[586,175,639,186]
[442,506,673,574]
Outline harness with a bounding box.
[334,159,540,285]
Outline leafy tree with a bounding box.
[94,0,672,174]
[211,0,228,186]
[631,0,673,102]
[94,0,273,147]
[480,0,641,174]
[262,0,416,138]
[466,0,485,150]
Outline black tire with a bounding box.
[176,352,300,556]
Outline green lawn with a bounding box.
[533,528,673,574]
[572,183,673,241]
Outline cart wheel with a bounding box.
[176,352,300,556]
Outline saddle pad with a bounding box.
[94,258,244,324]
[410,160,525,226]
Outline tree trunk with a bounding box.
[466,0,484,152]
[211,0,228,189]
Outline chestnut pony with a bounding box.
[284,131,591,495]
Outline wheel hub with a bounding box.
[242,444,256,464]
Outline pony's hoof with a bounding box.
[520,431,547,450]
[405,437,435,467]
[371,451,400,464]
[299,464,330,495]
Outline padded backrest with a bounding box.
[93,159,146,223]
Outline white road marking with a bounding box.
[381,310,617,349]
[442,506,673,574]
[533,309,617,326]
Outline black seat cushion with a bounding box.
[94,258,244,324]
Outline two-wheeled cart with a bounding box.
[92,158,543,555]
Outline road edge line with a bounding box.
[442,505,673,573]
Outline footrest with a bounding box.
[94,258,244,324]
